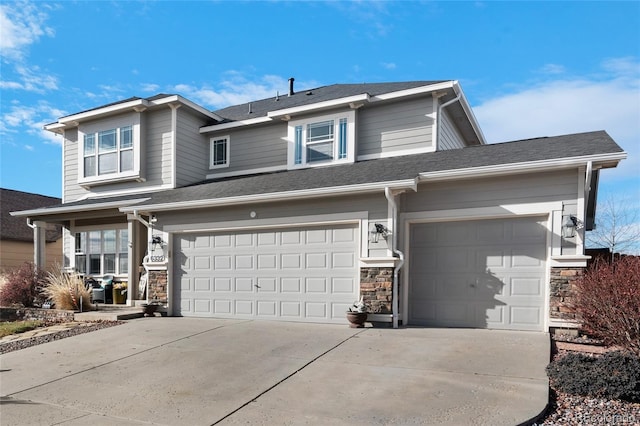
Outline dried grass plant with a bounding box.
[42,266,92,311]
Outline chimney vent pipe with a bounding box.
[288,78,294,96]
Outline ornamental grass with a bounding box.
[42,267,92,311]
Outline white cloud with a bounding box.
[538,63,566,75]
[173,74,321,109]
[140,83,160,93]
[473,58,640,182]
[0,1,54,61]
[1,102,66,147]
[381,62,397,70]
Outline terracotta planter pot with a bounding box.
[346,311,368,328]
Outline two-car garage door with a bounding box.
[409,217,547,331]
[174,224,359,323]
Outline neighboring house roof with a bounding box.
[1,188,62,242]
[212,81,446,122]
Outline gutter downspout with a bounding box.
[385,187,405,329]
[435,87,461,148]
[584,161,593,219]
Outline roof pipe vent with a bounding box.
[288,77,294,96]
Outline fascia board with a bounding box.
[151,95,223,121]
[11,198,151,218]
[418,152,627,182]
[370,81,455,102]
[120,179,418,213]
[266,94,370,118]
[453,81,487,145]
[200,116,273,133]
[57,99,149,125]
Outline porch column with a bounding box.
[33,221,47,270]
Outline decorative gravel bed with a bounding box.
[535,335,640,425]
[0,320,123,354]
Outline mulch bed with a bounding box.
[0,320,123,354]
[535,333,640,425]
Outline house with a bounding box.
[1,188,63,272]
[11,79,626,331]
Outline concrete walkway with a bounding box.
[0,318,549,425]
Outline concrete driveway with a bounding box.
[0,318,549,425]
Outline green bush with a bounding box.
[546,351,640,402]
[0,262,46,307]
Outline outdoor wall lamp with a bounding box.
[149,235,166,262]
[561,215,583,238]
[369,223,389,243]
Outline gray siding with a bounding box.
[63,128,81,202]
[403,170,578,213]
[357,97,434,158]
[438,108,466,150]
[206,122,288,177]
[175,109,209,187]
[146,108,173,187]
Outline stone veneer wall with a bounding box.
[0,307,75,322]
[549,267,585,322]
[147,270,168,302]
[360,267,393,314]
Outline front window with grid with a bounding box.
[209,136,229,168]
[75,229,128,276]
[288,111,354,169]
[83,126,133,177]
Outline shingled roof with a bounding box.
[212,81,446,122]
[1,189,62,242]
[136,130,623,206]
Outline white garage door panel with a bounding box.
[175,224,359,323]
[409,217,546,331]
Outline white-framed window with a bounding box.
[209,135,230,169]
[83,126,134,177]
[287,111,355,169]
[75,228,128,277]
[78,116,141,186]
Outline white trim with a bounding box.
[120,179,418,213]
[200,116,272,133]
[163,211,367,234]
[268,94,370,119]
[11,198,151,218]
[46,95,221,134]
[209,135,230,169]
[370,81,455,102]
[77,184,173,201]
[357,145,436,161]
[169,103,181,188]
[550,255,591,267]
[359,257,398,268]
[205,164,287,180]
[418,152,627,182]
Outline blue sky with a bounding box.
[1,1,639,248]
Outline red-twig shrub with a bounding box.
[572,256,640,355]
[0,262,47,307]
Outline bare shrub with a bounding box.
[572,256,640,355]
[42,267,92,311]
[0,262,46,307]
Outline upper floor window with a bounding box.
[83,126,133,177]
[209,136,229,169]
[78,117,141,186]
[287,111,355,169]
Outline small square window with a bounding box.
[210,136,229,169]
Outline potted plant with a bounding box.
[346,297,368,328]
[113,282,127,304]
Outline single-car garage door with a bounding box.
[174,223,359,323]
[409,217,547,331]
